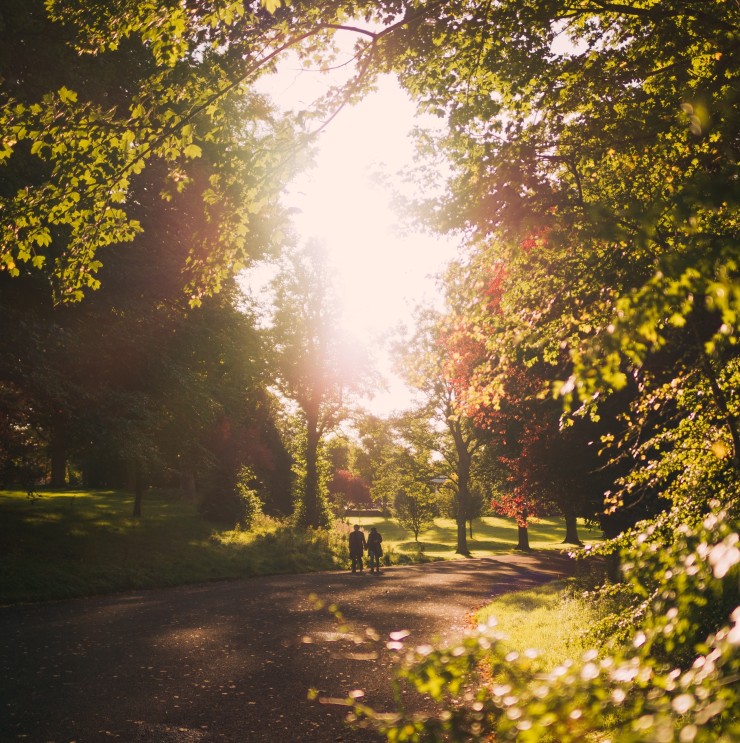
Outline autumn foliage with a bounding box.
[327,469,373,508]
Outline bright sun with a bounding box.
[255,58,459,414]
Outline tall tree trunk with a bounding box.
[605,551,621,582]
[468,518,473,538]
[301,411,325,528]
[132,463,144,518]
[562,508,582,545]
[516,524,531,551]
[452,428,471,556]
[456,517,469,555]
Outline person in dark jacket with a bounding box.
[366,526,383,574]
[348,524,367,573]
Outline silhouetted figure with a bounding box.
[366,526,383,573]
[348,524,366,573]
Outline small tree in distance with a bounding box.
[369,411,440,541]
[393,488,437,544]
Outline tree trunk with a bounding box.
[468,518,473,538]
[562,509,582,545]
[301,412,325,528]
[456,518,469,555]
[605,550,621,582]
[453,434,471,556]
[516,524,531,551]
[132,464,144,518]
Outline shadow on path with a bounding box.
[0,552,573,742]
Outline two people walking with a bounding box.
[348,524,383,574]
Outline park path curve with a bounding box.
[0,552,573,742]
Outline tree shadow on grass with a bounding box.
[0,490,348,603]
[479,579,569,613]
[465,539,516,553]
[395,541,454,553]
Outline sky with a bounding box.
[251,56,461,415]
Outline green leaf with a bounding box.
[33,229,52,248]
[183,143,202,159]
[57,86,78,104]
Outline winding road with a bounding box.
[0,553,573,742]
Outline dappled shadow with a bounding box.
[464,539,515,553]
[0,493,348,604]
[481,580,566,613]
[0,553,572,742]
[394,540,455,552]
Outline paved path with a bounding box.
[0,553,573,742]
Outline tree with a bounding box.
[0,0,311,303]
[490,490,553,553]
[0,186,288,519]
[328,469,373,509]
[393,488,437,544]
[381,0,740,482]
[396,311,487,555]
[0,0,296,515]
[438,479,489,539]
[3,0,480,303]
[353,413,398,505]
[369,411,439,539]
[267,243,368,527]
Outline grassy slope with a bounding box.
[0,489,602,604]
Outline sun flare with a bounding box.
[256,66,459,413]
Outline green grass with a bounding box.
[0,490,603,605]
[473,579,624,739]
[0,489,346,604]
[348,514,602,560]
[475,578,602,673]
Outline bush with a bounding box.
[234,466,263,530]
[199,464,266,527]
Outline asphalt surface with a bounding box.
[0,553,573,742]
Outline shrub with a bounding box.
[234,465,263,530]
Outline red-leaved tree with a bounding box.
[328,469,373,509]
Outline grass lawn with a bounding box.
[349,514,602,560]
[0,489,603,604]
[471,578,624,738]
[0,489,346,604]
[475,578,603,672]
